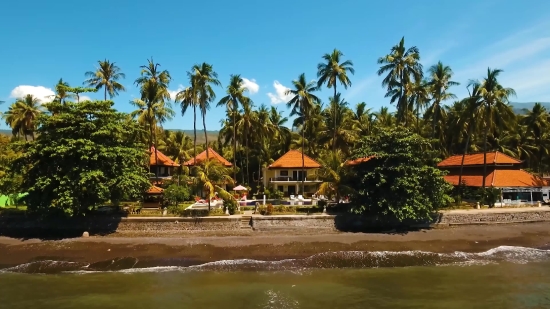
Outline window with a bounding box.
[280,171,288,176]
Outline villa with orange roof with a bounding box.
[262,150,322,197]
[149,146,180,180]
[438,151,550,203]
[183,148,232,167]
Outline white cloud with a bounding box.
[241,78,259,94]
[267,81,293,104]
[168,84,185,101]
[9,85,55,103]
[500,59,550,101]
[79,95,92,102]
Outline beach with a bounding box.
[2,222,549,267]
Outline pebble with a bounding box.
[82,231,89,238]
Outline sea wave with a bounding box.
[1,246,549,274]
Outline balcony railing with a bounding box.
[269,176,321,182]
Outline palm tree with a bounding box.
[317,49,355,151]
[456,84,483,200]
[235,100,258,184]
[192,160,234,211]
[318,150,352,204]
[475,68,516,193]
[426,62,459,138]
[1,95,42,140]
[134,58,173,180]
[189,63,221,161]
[377,37,423,125]
[217,74,252,181]
[175,86,199,166]
[84,59,126,100]
[285,73,320,194]
[521,103,550,175]
[53,79,75,104]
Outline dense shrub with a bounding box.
[164,184,192,206]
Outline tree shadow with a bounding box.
[0,210,126,241]
[333,213,438,235]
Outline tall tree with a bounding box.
[1,95,43,140]
[189,63,221,161]
[475,68,516,193]
[377,37,423,125]
[317,49,355,151]
[84,59,126,100]
[425,62,459,138]
[521,103,550,175]
[176,86,199,166]
[14,100,151,216]
[134,58,173,180]
[285,73,320,194]
[53,79,75,104]
[217,74,252,182]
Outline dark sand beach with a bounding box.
[1,222,549,267]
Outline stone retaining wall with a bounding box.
[437,209,550,225]
[0,216,241,238]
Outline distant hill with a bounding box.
[0,128,221,143]
[510,102,550,114]
[164,129,220,144]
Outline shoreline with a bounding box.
[1,222,550,267]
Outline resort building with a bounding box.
[149,146,179,180]
[263,150,322,197]
[438,151,550,203]
[183,148,232,167]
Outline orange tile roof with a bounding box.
[444,169,549,187]
[150,146,179,166]
[183,148,232,167]
[146,185,164,194]
[345,156,374,166]
[438,151,521,167]
[269,150,321,169]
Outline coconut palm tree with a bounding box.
[175,86,199,166]
[474,68,516,193]
[188,63,221,161]
[317,49,355,151]
[84,59,126,100]
[192,160,234,211]
[377,37,423,125]
[521,103,550,174]
[217,74,252,181]
[52,79,75,104]
[318,150,352,204]
[425,62,459,138]
[1,95,43,140]
[134,58,173,180]
[285,73,320,194]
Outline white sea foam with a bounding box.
[1,246,548,274]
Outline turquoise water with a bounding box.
[1,246,550,308]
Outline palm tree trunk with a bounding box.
[154,131,160,184]
[202,109,209,160]
[301,119,306,195]
[245,125,250,185]
[332,86,337,152]
[458,123,472,203]
[193,105,197,167]
[104,87,107,101]
[432,101,438,139]
[482,108,489,195]
[232,110,237,181]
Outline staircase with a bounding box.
[240,215,252,230]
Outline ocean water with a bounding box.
[1,246,550,308]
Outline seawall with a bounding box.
[0,207,549,237]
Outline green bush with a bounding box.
[180,208,227,217]
[164,184,191,206]
[274,205,296,214]
[209,208,225,216]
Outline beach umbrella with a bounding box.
[233,185,247,191]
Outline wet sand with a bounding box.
[1,223,549,267]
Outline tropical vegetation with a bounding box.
[1,37,549,219]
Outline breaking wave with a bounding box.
[1,246,549,274]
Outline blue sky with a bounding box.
[1,0,550,130]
